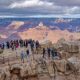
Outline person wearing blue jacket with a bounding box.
[20,51,24,63]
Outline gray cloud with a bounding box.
[57,0,80,6]
[1,0,80,7]
[0,0,80,17]
[45,0,80,6]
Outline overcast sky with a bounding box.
[0,0,80,17]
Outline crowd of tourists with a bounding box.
[20,47,60,63]
[0,39,40,51]
[0,39,60,63]
[42,47,60,59]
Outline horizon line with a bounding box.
[0,14,80,18]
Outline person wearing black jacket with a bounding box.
[42,48,46,58]
[47,47,51,58]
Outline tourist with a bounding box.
[25,40,28,48]
[51,49,59,59]
[47,47,51,58]
[1,43,5,50]
[6,41,10,49]
[20,51,24,63]
[15,40,19,49]
[42,48,46,58]
[26,49,29,58]
[30,41,34,51]
[51,49,55,59]
[23,40,26,47]
[10,40,15,50]
[19,39,24,47]
[36,40,40,49]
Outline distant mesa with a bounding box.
[54,18,73,23]
[36,22,49,30]
[6,21,24,30]
[38,22,44,27]
[0,21,80,44]
[18,22,80,43]
[36,22,44,28]
[49,26,60,30]
[0,34,7,39]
